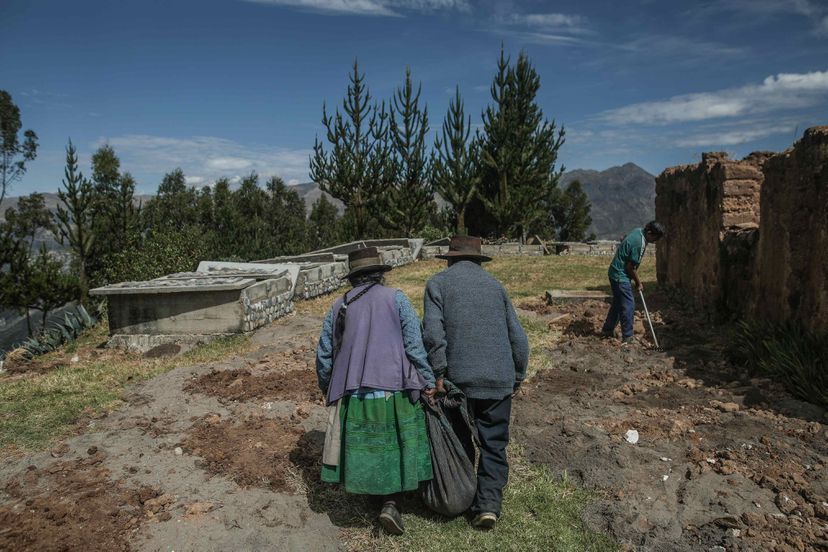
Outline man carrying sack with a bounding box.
[423,235,529,529]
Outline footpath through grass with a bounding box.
[306,254,652,552]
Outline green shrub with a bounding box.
[729,320,828,407]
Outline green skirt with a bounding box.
[321,391,433,495]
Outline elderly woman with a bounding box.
[315,247,435,535]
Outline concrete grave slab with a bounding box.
[545,290,611,304]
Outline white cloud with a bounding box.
[240,0,468,17]
[185,175,205,185]
[490,11,592,45]
[505,13,587,32]
[674,123,796,147]
[96,134,312,186]
[601,70,828,125]
[206,157,253,171]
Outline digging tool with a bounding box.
[638,288,661,350]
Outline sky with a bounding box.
[3,0,828,196]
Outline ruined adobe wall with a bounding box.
[655,152,765,313]
[755,127,828,332]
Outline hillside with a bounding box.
[561,163,656,240]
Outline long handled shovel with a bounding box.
[638,288,661,350]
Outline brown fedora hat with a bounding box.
[436,235,492,262]
[346,246,392,277]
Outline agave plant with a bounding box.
[728,319,828,408]
[20,305,98,359]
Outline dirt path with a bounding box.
[513,294,828,551]
[1,295,826,551]
[0,314,343,552]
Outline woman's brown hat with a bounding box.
[436,235,492,262]
[346,246,393,277]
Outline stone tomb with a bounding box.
[90,266,293,352]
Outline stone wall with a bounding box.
[656,126,828,332]
[755,127,828,332]
[655,151,766,312]
[292,262,348,300]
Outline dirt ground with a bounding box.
[513,293,828,551]
[1,291,826,551]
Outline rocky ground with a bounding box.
[514,293,828,551]
[0,290,826,551]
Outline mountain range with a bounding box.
[1,163,655,243]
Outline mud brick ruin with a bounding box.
[656,126,828,332]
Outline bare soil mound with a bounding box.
[0,450,168,551]
[184,345,323,404]
[183,413,306,493]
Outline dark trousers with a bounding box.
[465,395,511,517]
[602,279,635,339]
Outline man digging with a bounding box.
[601,221,665,345]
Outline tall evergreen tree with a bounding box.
[265,176,307,256]
[475,48,565,241]
[310,60,384,239]
[56,141,95,304]
[433,87,478,235]
[0,90,39,204]
[552,180,593,242]
[307,194,340,250]
[377,67,433,236]
[231,173,270,259]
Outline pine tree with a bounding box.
[56,140,95,304]
[475,48,565,242]
[310,60,384,239]
[433,87,478,235]
[231,173,270,259]
[376,67,434,236]
[553,180,593,242]
[265,176,307,256]
[307,194,340,250]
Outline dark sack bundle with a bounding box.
[421,381,478,517]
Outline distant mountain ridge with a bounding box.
[2,162,654,243]
[561,163,656,240]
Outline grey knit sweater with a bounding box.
[423,260,529,399]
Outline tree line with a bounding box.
[1,90,341,336]
[312,48,593,242]
[1,47,593,339]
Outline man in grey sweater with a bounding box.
[423,235,529,529]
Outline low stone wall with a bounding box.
[240,277,294,332]
[655,151,766,313]
[755,126,828,332]
[293,262,348,300]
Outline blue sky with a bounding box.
[3,0,827,195]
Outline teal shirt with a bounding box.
[608,228,647,283]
